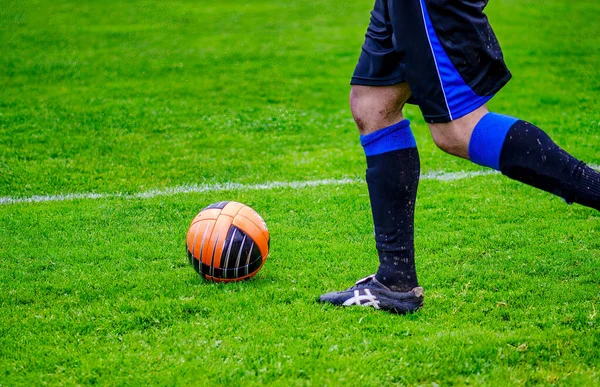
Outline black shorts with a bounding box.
[351,0,512,123]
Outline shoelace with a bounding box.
[351,274,378,289]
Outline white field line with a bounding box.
[0,169,499,206]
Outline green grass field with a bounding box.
[2,0,600,385]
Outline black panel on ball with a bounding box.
[187,248,201,275]
[202,201,230,211]
[200,255,263,280]
[246,243,263,276]
[248,243,262,272]
[220,225,253,272]
[212,225,264,279]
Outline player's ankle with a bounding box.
[375,273,418,293]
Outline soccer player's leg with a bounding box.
[405,0,600,210]
[319,84,425,314]
[318,0,424,314]
[429,108,600,211]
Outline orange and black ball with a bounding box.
[186,201,270,282]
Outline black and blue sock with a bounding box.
[361,119,420,292]
[469,113,600,210]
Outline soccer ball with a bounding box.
[186,201,270,282]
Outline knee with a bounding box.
[350,84,411,134]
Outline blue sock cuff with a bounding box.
[360,120,416,157]
[469,113,519,170]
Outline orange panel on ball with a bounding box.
[191,208,222,225]
[191,219,216,262]
[238,206,268,228]
[202,215,233,269]
[238,206,269,241]
[186,221,200,252]
[219,201,245,218]
[232,214,269,259]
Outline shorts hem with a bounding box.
[423,94,494,124]
[476,73,512,98]
[423,113,452,124]
[350,76,406,86]
[450,94,494,121]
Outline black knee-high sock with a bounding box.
[499,121,600,210]
[367,149,420,291]
[469,113,600,211]
[360,120,420,292]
